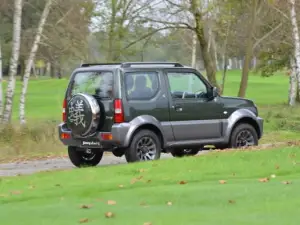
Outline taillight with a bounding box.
[62,99,67,122]
[114,99,124,123]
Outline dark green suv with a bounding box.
[58,62,263,167]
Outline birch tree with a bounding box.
[289,0,300,104]
[19,0,53,124]
[1,0,23,124]
[0,42,3,119]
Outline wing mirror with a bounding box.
[212,87,218,98]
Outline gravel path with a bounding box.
[0,152,207,177]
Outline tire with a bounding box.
[125,129,161,163]
[171,148,199,157]
[68,146,103,168]
[229,123,258,148]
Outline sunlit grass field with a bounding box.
[1,146,299,225]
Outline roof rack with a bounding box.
[80,63,121,67]
[120,62,183,68]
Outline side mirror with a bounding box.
[212,87,218,98]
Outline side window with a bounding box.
[124,71,159,100]
[167,72,208,99]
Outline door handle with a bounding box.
[173,105,183,112]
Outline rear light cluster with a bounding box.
[62,99,67,122]
[114,99,124,123]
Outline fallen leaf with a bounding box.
[80,204,93,209]
[282,181,292,185]
[228,200,236,204]
[179,180,187,185]
[219,180,227,184]
[79,218,89,223]
[270,174,276,178]
[131,176,144,184]
[139,168,146,173]
[275,165,280,170]
[144,222,152,225]
[167,201,172,206]
[107,200,116,205]
[289,153,296,158]
[118,184,124,188]
[258,177,269,183]
[10,190,22,195]
[105,212,114,218]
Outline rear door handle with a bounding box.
[173,105,183,112]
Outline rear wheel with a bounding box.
[171,148,199,157]
[125,130,161,163]
[68,146,103,168]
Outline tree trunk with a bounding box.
[237,0,258,98]
[289,57,297,106]
[106,0,117,62]
[191,0,218,88]
[0,42,3,119]
[19,0,53,124]
[220,21,231,95]
[289,0,300,101]
[2,0,23,124]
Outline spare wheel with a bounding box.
[66,93,104,137]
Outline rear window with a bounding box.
[68,71,113,99]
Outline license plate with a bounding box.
[81,140,102,147]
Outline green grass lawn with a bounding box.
[1,146,299,225]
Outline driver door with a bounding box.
[165,69,224,141]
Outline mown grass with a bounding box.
[0,146,299,225]
[0,70,299,160]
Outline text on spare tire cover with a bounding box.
[68,99,86,128]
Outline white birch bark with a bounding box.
[19,0,53,124]
[289,0,300,100]
[289,57,297,106]
[2,0,23,124]
[0,42,3,118]
[191,33,197,68]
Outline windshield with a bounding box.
[68,71,113,99]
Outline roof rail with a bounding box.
[120,62,183,68]
[80,63,121,67]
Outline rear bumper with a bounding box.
[58,123,131,149]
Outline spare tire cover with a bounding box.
[66,93,100,137]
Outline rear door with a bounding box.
[67,69,115,132]
[121,69,174,142]
[164,69,224,141]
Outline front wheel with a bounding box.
[68,146,103,168]
[229,123,258,148]
[125,129,161,163]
